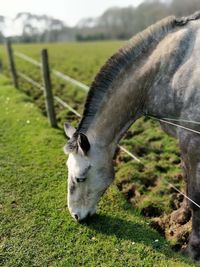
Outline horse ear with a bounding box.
[77,133,90,155]
[64,123,76,138]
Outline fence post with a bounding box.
[5,39,18,88]
[41,49,57,128]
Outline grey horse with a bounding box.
[64,11,200,260]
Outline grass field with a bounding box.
[0,75,195,267]
[0,41,192,255]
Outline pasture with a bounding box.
[0,41,194,265]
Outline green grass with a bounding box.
[0,76,195,266]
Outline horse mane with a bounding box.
[74,11,200,136]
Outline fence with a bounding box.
[5,40,140,162]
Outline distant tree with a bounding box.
[13,12,68,43]
[4,0,200,43]
[75,0,200,41]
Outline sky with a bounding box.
[1,0,144,26]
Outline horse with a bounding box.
[64,11,200,260]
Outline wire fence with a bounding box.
[5,40,200,210]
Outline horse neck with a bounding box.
[86,61,149,151]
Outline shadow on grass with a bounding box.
[85,213,191,264]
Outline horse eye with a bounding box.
[76,177,86,183]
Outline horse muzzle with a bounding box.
[70,207,96,222]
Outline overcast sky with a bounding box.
[1,0,144,26]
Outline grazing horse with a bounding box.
[64,11,200,260]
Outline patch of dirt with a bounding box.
[141,205,163,218]
[150,215,191,249]
[117,175,192,250]
[147,136,162,142]
[171,158,181,165]
[116,180,140,203]
[113,147,133,165]
[169,193,184,210]
[141,175,158,189]
[170,205,191,225]
[134,146,149,157]
[116,179,129,191]
[149,196,192,250]
[116,127,192,251]
[155,164,169,173]
[124,129,143,139]
[123,185,137,201]
[150,218,166,236]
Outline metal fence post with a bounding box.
[41,49,57,128]
[5,39,18,88]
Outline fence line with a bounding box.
[52,70,89,92]
[18,70,82,118]
[54,96,82,118]
[15,51,89,92]
[17,71,81,118]
[15,51,42,67]
[18,71,44,90]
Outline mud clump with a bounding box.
[170,204,191,225]
[124,129,143,139]
[150,218,165,236]
[141,205,163,218]
[123,185,137,201]
[148,136,162,142]
[149,202,192,251]
[141,175,158,189]
[134,146,149,157]
[116,180,140,202]
[113,148,131,165]
[170,193,184,210]
[155,164,169,173]
[116,178,131,191]
[166,220,191,250]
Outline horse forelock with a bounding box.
[67,134,78,152]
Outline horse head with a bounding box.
[64,123,114,222]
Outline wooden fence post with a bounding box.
[5,39,18,88]
[41,49,57,128]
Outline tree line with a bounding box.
[76,0,200,41]
[1,0,200,43]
